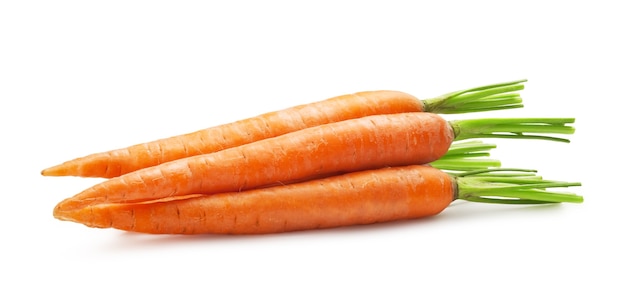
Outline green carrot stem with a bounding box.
[422,79,526,114]
[443,140,497,156]
[467,173,540,178]
[438,152,492,159]
[454,168,583,204]
[430,158,501,172]
[432,141,501,171]
[450,118,576,143]
[455,168,537,177]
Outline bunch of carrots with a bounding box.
[43,79,583,235]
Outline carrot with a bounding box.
[41,80,526,178]
[53,112,574,213]
[53,165,583,234]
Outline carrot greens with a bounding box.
[455,168,583,204]
[423,79,526,114]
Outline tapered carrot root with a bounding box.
[53,113,575,213]
[54,166,583,235]
[55,166,456,234]
[42,80,526,178]
[42,91,422,178]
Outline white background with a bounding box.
[1,1,624,305]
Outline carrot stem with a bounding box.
[455,168,583,204]
[430,158,501,172]
[450,118,575,143]
[422,79,526,114]
[441,140,497,156]
[431,141,501,171]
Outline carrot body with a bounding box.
[54,112,454,212]
[42,80,528,178]
[55,165,585,234]
[42,91,423,178]
[55,165,455,234]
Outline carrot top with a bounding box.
[423,79,526,114]
[429,140,500,171]
[454,168,583,204]
[451,117,576,143]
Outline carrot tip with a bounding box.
[53,203,86,223]
[41,165,65,176]
[53,204,72,221]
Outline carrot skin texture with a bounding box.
[54,113,454,212]
[55,165,455,234]
[42,91,423,178]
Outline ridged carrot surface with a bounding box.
[43,91,421,178]
[54,165,583,235]
[55,165,456,234]
[42,80,526,178]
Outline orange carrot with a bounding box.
[53,165,583,234]
[41,80,526,178]
[53,113,575,213]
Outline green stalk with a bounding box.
[430,158,501,172]
[450,118,576,143]
[441,140,497,156]
[432,141,501,171]
[454,168,583,204]
[423,79,526,114]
